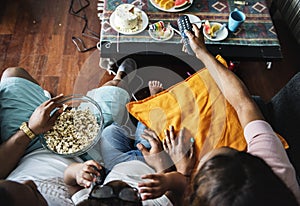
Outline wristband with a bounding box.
[20,122,36,140]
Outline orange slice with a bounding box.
[163,0,174,9]
[158,0,169,8]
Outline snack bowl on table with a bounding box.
[41,94,104,157]
[148,21,174,41]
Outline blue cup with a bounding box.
[228,8,246,32]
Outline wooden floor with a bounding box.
[0,0,299,102]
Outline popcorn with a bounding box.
[44,108,100,154]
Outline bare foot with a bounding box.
[148,81,163,96]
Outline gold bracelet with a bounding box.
[19,122,36,140]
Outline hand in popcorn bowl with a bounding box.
[41,94,104,157]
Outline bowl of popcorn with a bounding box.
[41,94,104,157]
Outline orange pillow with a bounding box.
[126,66,288,160]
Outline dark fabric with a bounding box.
[253,72,300,180]
[252,95,272,123]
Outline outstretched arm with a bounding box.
[185,25,264,128]
[0,95,64,178]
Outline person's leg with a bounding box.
[101,58,137,91]
[1,67,39,85]
[100,123,144,171]
[86,58,137,128]
[0,67,48,154]
[134,81,164,149]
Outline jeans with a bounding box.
[100,122,150,171]
[134,122,151,149]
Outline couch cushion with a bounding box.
[126,68,289,161]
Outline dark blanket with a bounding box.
[253,72,300,180]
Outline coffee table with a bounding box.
[98,0,282,70]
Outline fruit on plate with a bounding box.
[210,24,221,36]
[174,0,190,9]
[163,0,175,9]
[204,20,223,38]
[155,0,175,10]
[204,20,211,34]
[158,0,169,7]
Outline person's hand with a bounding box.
[28,94,64,135]
[74,160,103,188]
[138,129,163,155]
[137,129,173,172]
[184,24,208,56]
[138,173,169,200]
[163,126,195,176]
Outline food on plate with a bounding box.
[155,0,175,10]
[44,108,100,154]
[204,20,211,34]
[153,0,191,10]
[211,24,221,36]
[149,21,173,40]
[174,0,191,9]
[204,20,221,38]
[149,21,164,31]
[114,4,142,32]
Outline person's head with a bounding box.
[0,180,48,206]
[78,180,142,206]
[188,147,298,206]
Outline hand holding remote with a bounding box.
[177,15,194,55]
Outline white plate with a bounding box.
[148,27,174,41]
[203,22,228,41]
[185,14,202,29]
[149,0,193,12]
[109,8,149,35]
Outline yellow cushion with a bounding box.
[126,63,288,161]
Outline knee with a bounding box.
[1,67,26,79]
[101,124,127,141]
[102,124,121,139]
[103,79,121,87]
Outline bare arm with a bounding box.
[0,95,63,178]
[186,25,264,128]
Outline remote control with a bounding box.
[177,15,194,55]
[91,166,106,186]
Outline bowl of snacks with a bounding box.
[41,94,104,157]
[148,21,174,41]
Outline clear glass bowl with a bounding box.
[40,94,104,157]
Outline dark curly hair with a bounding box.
[189,149,298,206]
